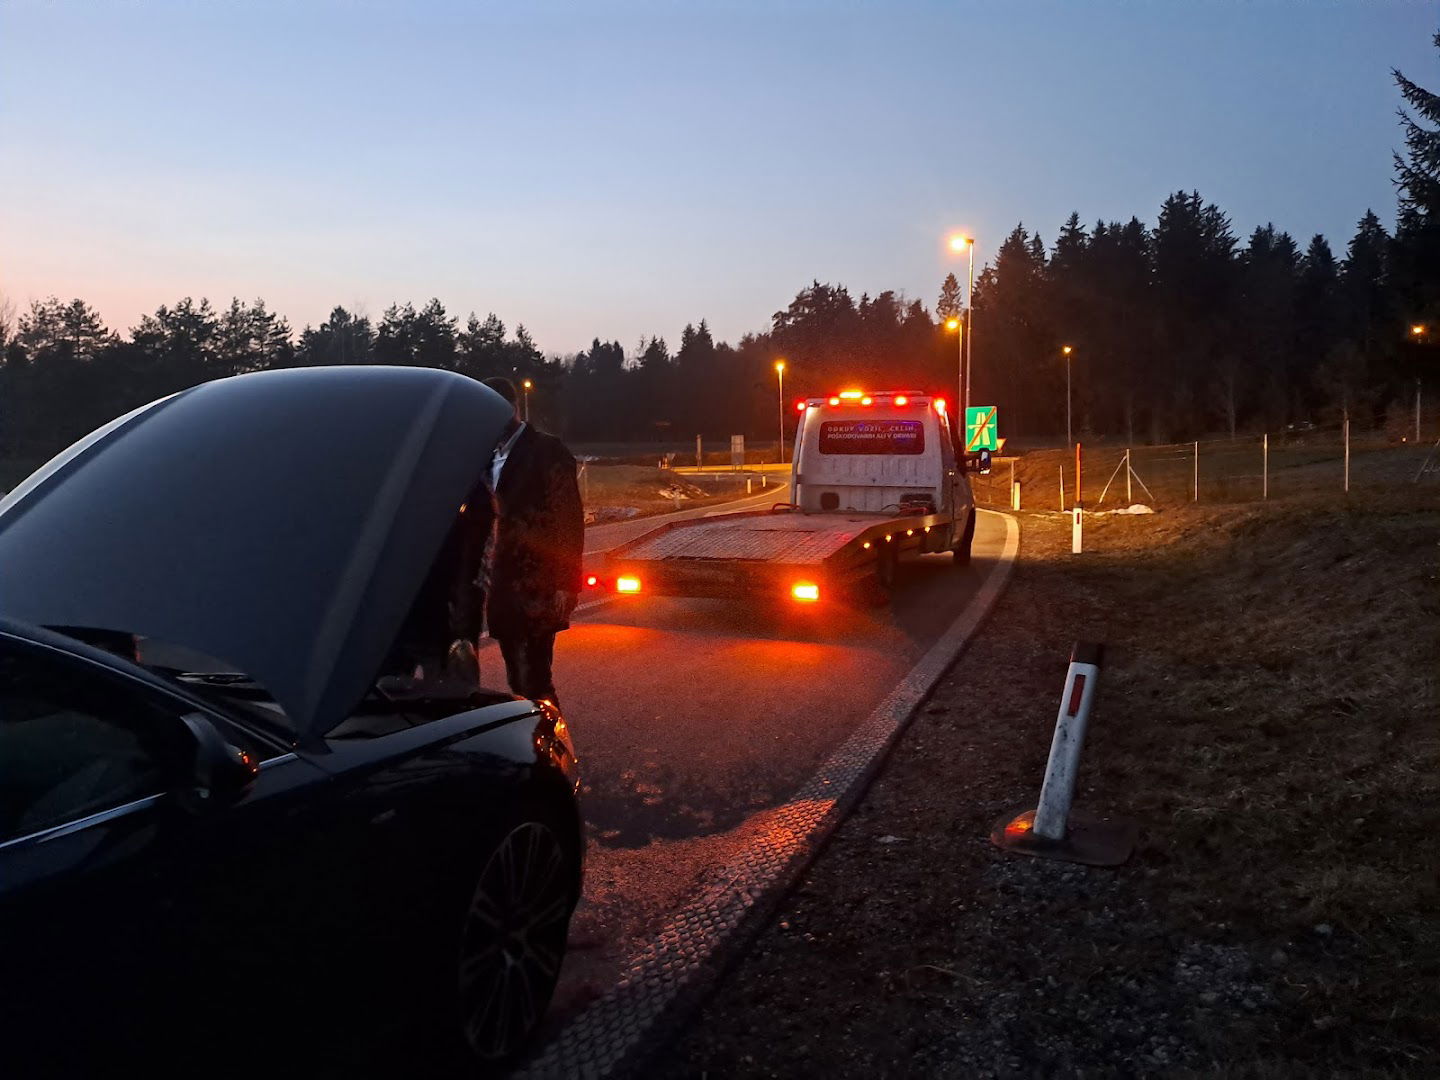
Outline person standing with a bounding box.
[479,377,584,704]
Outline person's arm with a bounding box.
[551,447,586,596]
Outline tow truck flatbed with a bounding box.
[603,506,954,602]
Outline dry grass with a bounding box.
[580,464,750,519]
[658,462,1439,1077]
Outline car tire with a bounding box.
[952,510,976,566]
[457,813,577,1066]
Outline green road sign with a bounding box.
[965,405,999,452]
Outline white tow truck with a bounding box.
[598,389,987,606]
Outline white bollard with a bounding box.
[1071,506,1083,554]
[747,477,753,494]
[1033,642,1104,840]
[1012,481,1022,511]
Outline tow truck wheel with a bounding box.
[875,543,899,592]
[952,510,976,566]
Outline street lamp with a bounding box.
[1413,326,1428,442]
[522,378,533,422]
[945,317,963,430]
[949,235,976,419]
[775,359,786,465]
[1062,346,1075,448]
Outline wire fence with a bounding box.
[972,421,1440,511]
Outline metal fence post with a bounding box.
[1344,417,1350,493]
[1059,465,1065,513]
[1263,433,1268,500]
[1125,448,1132,504]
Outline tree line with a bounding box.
[3,35,1435,458]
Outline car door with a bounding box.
[0,633,215,1077]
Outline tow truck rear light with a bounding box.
[860,396,873,406]
[791,582,820,602]
[796,400,807,411]
[894,395,908,406]
[934,397,947,414]
[616,576,641,594]
[586,575,599,588]
[838,390,864,400]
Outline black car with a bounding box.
[0,366,584,1076]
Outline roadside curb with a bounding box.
[514,510,1021,1079]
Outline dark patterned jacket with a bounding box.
[483,425,585,639]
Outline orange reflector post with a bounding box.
[791,582,820,602]
[616,576,642,594]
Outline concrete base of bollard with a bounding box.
[990,806,1137,867]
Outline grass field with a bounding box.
[661,452,1439,1077]
[581,463,752,521]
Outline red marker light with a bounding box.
[616,576,641,594]
[894,395,908,406]
[796,400,807,412]
[791,582,820,602]
[828,396,841,406]
[586,575,599,587]
[934,397,947,414]
[861,396,873,406]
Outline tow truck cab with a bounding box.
[792,390,975,525]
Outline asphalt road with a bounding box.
[522,500,1012,1049]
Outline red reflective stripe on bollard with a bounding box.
[1067,672,1086,717]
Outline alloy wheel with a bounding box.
[458,821,573,1062]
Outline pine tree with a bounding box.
[1393,33,1440,221]
[936,273,963,321]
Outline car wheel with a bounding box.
[952,510,975,566]
[458,817,575,1064]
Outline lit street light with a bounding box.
[522,378,533,422]
[948,234,976,422]
[1063,346,1074,448]
[775,359,787,465]
[1412,325,1428,443]
[945,317,963,433]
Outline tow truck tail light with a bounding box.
[585,575,599,588]
[616,576,642,594]
[791,582,820,603]
[934,397,947,414]
[796,400,807,411]
[828,396,840,405]
[894,395,908,406]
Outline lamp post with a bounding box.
[950,234,976,417]
[775,359,786,465]
[1063,346,1074,448]
[1413,325,1428,442]
[946,316,963,421]
[522,378,533,422]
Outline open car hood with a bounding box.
[0,366,511,744]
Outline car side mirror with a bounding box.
[179,713,259,811]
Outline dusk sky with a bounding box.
[2,1,1434,355]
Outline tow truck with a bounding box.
[595,389,987,606]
